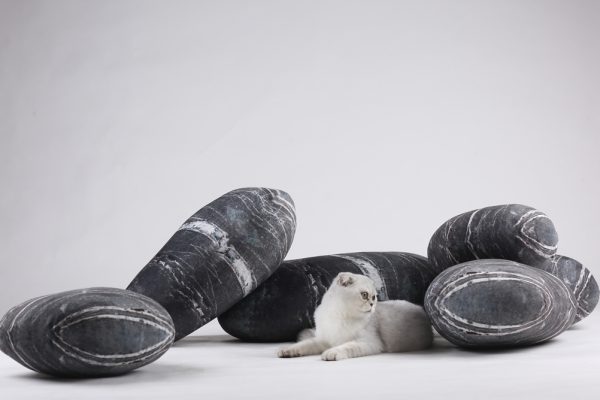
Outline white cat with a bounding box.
[277,272,433,361]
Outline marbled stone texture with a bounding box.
[0,288,175,377]
[543,255,599,323]
[218,252,437,342]
[127,188,296,340]
[424,259,576,348]
[427,204,558,274]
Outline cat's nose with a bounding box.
[369,302,373,306]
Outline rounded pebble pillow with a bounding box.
[427,204,558,274]
[424,259,576,348]
[0,288,175,377]
[427,203,598,322]
[543,255,599,323]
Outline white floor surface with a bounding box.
[1,313,599,400]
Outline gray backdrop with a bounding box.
[1,0,598,315]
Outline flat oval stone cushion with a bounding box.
[0,288,175,377]
[543,255,599,323]
[127,188,296,341]
[427,204,558,275]
[424,259,576,348]
[218,252,437,342]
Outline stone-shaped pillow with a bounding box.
[544,255,599,323]
[424,259,576,348]
[127,187,296,340]
[218,252,437,342]
[427,204,558,274]
[0,288,175,377]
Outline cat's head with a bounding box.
[333,272,378,314]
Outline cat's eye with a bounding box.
[372,295,376,301]
[361,291,369,300]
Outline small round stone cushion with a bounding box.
[424,259,576,348]
[0,287,175,377]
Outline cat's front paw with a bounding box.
[277,346,301,358]
[321,348,348,361]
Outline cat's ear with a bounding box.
[337,273,355,287]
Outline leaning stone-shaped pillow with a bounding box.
[218,252,437,342]
[127,187,296,340]
[424,259,576,348]
[427,204,558,274]
[543,255,599,323]
[0,288,175,377]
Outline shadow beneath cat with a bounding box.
[174,334,281,349]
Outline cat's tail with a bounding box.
[297,328,315,341]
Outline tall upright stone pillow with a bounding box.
[127,187,296,340]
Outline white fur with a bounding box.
[277,272,433,361]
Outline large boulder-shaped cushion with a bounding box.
[424,259,576,348]
[0,288,175,377]
[543,255,599,323]
[427,204,558,275]
[127,187,296,340]
[218,252,437,342]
